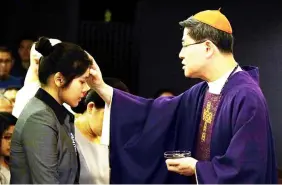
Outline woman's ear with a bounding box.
[54,72,65,87]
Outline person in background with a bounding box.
[0,112,16,184]
[0,95,13,113]
[11,34,36,78]
[0,47,22,92]
[153,88,175,98]
[71,77,129,184]
[3,87,19,105]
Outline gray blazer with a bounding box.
[10,88,79,184]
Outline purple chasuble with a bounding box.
[108,66,278,184]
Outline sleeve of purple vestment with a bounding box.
[108,84,208,184]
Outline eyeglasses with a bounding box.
[182,40,207,48]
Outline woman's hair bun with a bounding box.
[35,36,53,57]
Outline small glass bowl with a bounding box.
[164,150,191,159]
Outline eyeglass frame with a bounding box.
[182,39,208,48]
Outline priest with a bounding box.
[87,9,278,184]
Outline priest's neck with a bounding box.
[202,54,238,82]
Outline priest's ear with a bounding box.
[86,102,95,114]
[204,40,215,58]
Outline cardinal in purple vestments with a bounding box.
[85,9,278,184]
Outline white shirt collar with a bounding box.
[207,66,242,94]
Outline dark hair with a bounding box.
[0,46,13,56]
[153,88,175,98]
[179,17,234,53]
[35,37,91,87]
[0,112,16,138]
[72,78,129,113]
[0,112,16,184]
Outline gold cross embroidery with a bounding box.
[201,101,213,142]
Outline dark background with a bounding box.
[1,0,282,170]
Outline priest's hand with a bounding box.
[165,157,198,176]
[85,51,105,89]
[86,51,113,105]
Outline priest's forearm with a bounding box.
[93,83,113,105]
